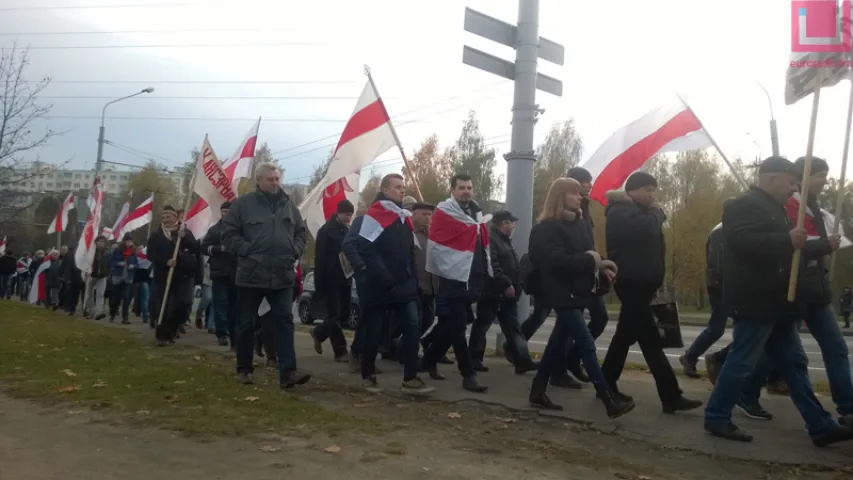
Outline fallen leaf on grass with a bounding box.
[173,380,186,384]
[92,381,108,388]
[259,446,281,453]
[324,445,341,453]
[244,396,260,402]
[193,356,203,361]
[67,410,84,416]
[135,410,150,415]
[58,385,80,393]
[447,412,462,419]
[164,394,180,403]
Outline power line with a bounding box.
[43,116,361,123]
[20,42,326,50]
[28,80,357,84]
[0,2,200,12]
[0,28,302,36]
[104,140,182,166]
[30,95,367,100]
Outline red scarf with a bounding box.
[122,248,133,259]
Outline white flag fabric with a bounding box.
[47,192,76,234]
[184,119,260,238]
[0,236,5,256]
[108,199,131,241]
[75,179,105,274]
[118,194,154,239]
[29,259,51,304]
[425,198,492,282]
[192,136,238,228]
[299,80,397,238]
[581,96,712,205]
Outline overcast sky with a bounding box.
[1,0,849,199]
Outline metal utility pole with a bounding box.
[463,2,563,323]
[95,87,155,177]
[756,82,780,156]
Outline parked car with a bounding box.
[297,272,360,330]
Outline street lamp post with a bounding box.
[95,87,155,177]
[756,82,780,157]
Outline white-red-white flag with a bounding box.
[582,96,712,204]
[75,178,105,274]
[299,79,397,238]
[107,190,134,240]
[425,198,492,283]
[47,192,76,235]
[185,119,260,238]
[0,236,5,256]
[190,136,237,230]
[358,200,415,242]
[117,194,154,239]
[29,258,51,304]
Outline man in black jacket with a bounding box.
[85,236,111,319]
[601,171,701,414]
[0,249,16,299]
[222,162,310,390]
[201,201,237,347]
[472,210,537,374]
[704,156,852,445]
[310,199,355,362]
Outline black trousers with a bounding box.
[472,297,530,364]
[109,281,133,320]
[601,280,682,403]
[153,279,192,341]
[423,297,475,378]
[312,284,350,356]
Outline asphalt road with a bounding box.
[482,317,850,381]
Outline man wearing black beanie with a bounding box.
[601,171,702,413]
[310,199,355,362]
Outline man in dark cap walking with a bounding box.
[705,156,853,445]
[601,171,702,414]
[202,201,238,347]
[311,199,355,361]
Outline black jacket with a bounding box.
[721,187,803,319]
[342,195,418,308]
[705,226,724,294]
[221,187,308,290]
[89,247,111,278]
[482,224,519,302]
[61,249,84,285]
[580,196,595,238]
[201,219,236,278]
[0,254,16,275]
[604,190,666,286]
[147,226,201,286]
[314,216,350,294]
[436,199,489,301]
[528,213,599,310]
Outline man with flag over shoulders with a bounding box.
[341,173,434,395]
[84,235,111,319]
[705,156,852,445]
[421,173,489,393]
[221,162,311,390]
[201,201,238,348]
[783,156,853,428]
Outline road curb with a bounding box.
[676,319,853,337]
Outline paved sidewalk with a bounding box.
[111,319,853,468]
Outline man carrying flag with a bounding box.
[341,173,434,396]
[421,173,489,393]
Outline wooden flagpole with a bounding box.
[157,149,200,326]
[788,69,827,302]
[829,80,853,278]
[363,65,424,202]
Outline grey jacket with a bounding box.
[221,187,308,290]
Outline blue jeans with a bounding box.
[358,300,420,380]
[705,316,838,437]
[196,284,212,324]
[212,277,237,341]
[535,307,607,389]
[235,287,296,382]
[804,303,853,416]
[684,291,727,363]
[136,282,150,321]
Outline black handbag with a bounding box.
[650,302,683,349]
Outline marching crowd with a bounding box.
[3,157,853,447]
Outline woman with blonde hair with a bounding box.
[526,177,634,418]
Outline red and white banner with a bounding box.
[358,200,414,242]
[425,198,492,282]
[28,259,51,304]
[188,136,237,232]
[185,119,259,238]
[47,192,76,234]
[117,194,154,239]
[0,236,5,256]
[16,258,30,274]
[107,191,133,240]
[784,193,853,248]
[75,178,105,274]
[300,79,397,238]
[582,96,712,204]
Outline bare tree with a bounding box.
[0,45,59,225]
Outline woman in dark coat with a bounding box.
[527,177,633,418]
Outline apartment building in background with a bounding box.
[8,161,185,196]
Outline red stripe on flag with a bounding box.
[365,202,402,229]
[589,109,703,204]
[429,208,478,253]
[186,198,209,218]
[333,99,390,154]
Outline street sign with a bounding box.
[463,8,564,66]
[462,46,563,96]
